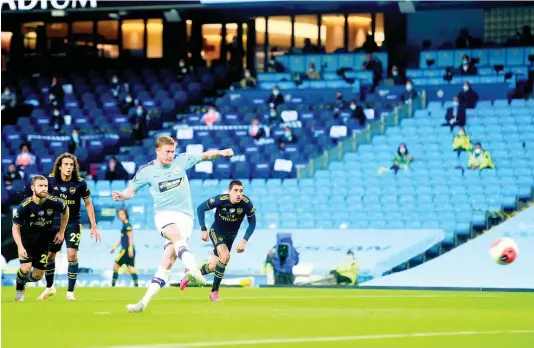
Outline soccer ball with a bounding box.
[489,237,519,265]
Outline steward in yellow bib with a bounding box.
[329,250,359,286]
[468,143,494,171]
[452,127,472,157]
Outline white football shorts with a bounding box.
[154,211,193,241]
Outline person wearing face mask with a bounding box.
[15,144,37,168]
[110,75,128,99]
[443,96,466,131]
[457,82,479,109]
[401,81,418,104]
[468,143,494,171]
[457,55,477,76]
[50,107,64,132]
[120,94,135,115]
[306,63,321,80]
[49,76,64,108]
[390,65,406,86]
[266,55,285,73]
[201,105,221,127]
[265,107,281,126]
[267,86,284,109]
[177,58,192,80]
[452,127,473,158]
[129,105,148,142]
[240,69,257,89]
[333,92,348,118]
[68,128,82,154]
[379,143,414,175]
[1,86,17,110]
[348,100,366,126]
[278,127,297,144]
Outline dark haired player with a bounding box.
[180,180,256,302]
[12,175,69,301]
[110,208,139,287]
[37,152,101,301]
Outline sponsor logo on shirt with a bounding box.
[158,178,184,193]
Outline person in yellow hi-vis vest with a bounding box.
[329,250,359,286]
[452,126,472,157]
[468,143,494,171]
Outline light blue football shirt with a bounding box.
[129,153,202,217]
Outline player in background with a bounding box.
[37,153,101,301]
[109,208,139,287]
[112,135,234,313]
[12,176,69,301]
[180,180,256,302]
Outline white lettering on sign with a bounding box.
[1,0,97,10]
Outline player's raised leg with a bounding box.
[126,243,176,313]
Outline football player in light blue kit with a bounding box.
[112,135,233,313]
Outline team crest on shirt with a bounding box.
[60,187,67,192]
[174,167,181,174]
[69,187,76,194]
[14,211,19,218]
[218,237,224,242]
[229,208,235,213]
[237,208,243,215]
[38,211,44,216]
[164,172,172,178]
[47,209,53,216]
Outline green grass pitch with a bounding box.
[2,287,534,348]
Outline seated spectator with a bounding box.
[49,76,64,108]
[240,69,257,89]
[15,144,36,168]
[378,143,414,175]
[442,96,466,131]
[68,128,82,154]
[361,53,383,92]
[278,126,297,144]
[104,157,129,181]
[456,28,473,49]
[129,105,148,142]
[390,65,406,85]
[458,82,478,109]
[452,127,473,157]
[266,55,284,73]
[50,106,64,131]
[302,38,316,54]
[110,74,129,99]
[333,91,348,113]
[267,86,284,109]
[456,55,477,76]
[120,94,135,115]
[468,143,494,170]
[1,86,16,110]
[201,105,221,127]
[306,63,321,80]
[177,58,193,80]
[3,163,23,184]
[266,107,282,126]
[401,81,419,104]
[277,141,287,154]
[249,117,266,140]
[348,100,366,126]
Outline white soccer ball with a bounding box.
[489,237,519,265]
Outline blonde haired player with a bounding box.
[112,135,233,313]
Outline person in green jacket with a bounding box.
[468,143,495,170]
[452,126,473,157]
[329,250,359,286]
[379,143,414,175]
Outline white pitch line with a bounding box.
[104,330,534,348]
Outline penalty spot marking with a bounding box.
[106,330,534,348]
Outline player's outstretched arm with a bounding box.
[201,148,234,161]
[112,185,136,202]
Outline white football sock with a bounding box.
[140,267,170,308]
[175,244,201,273]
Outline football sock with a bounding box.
[131,273,139,287]
[16,269,28,291]
[67,259,78,292]
[112,271,119,287]
[45,259,55,288]
[141,267,170,308]
[176,246,200,274]
[26,272,39,283]
[212,261,227,292]
[200,263,212,275]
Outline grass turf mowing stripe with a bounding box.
[104,330,534,347]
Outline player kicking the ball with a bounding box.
[180,180,256,302]
[112,135,233,313]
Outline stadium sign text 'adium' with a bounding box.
[1,0,97,10]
